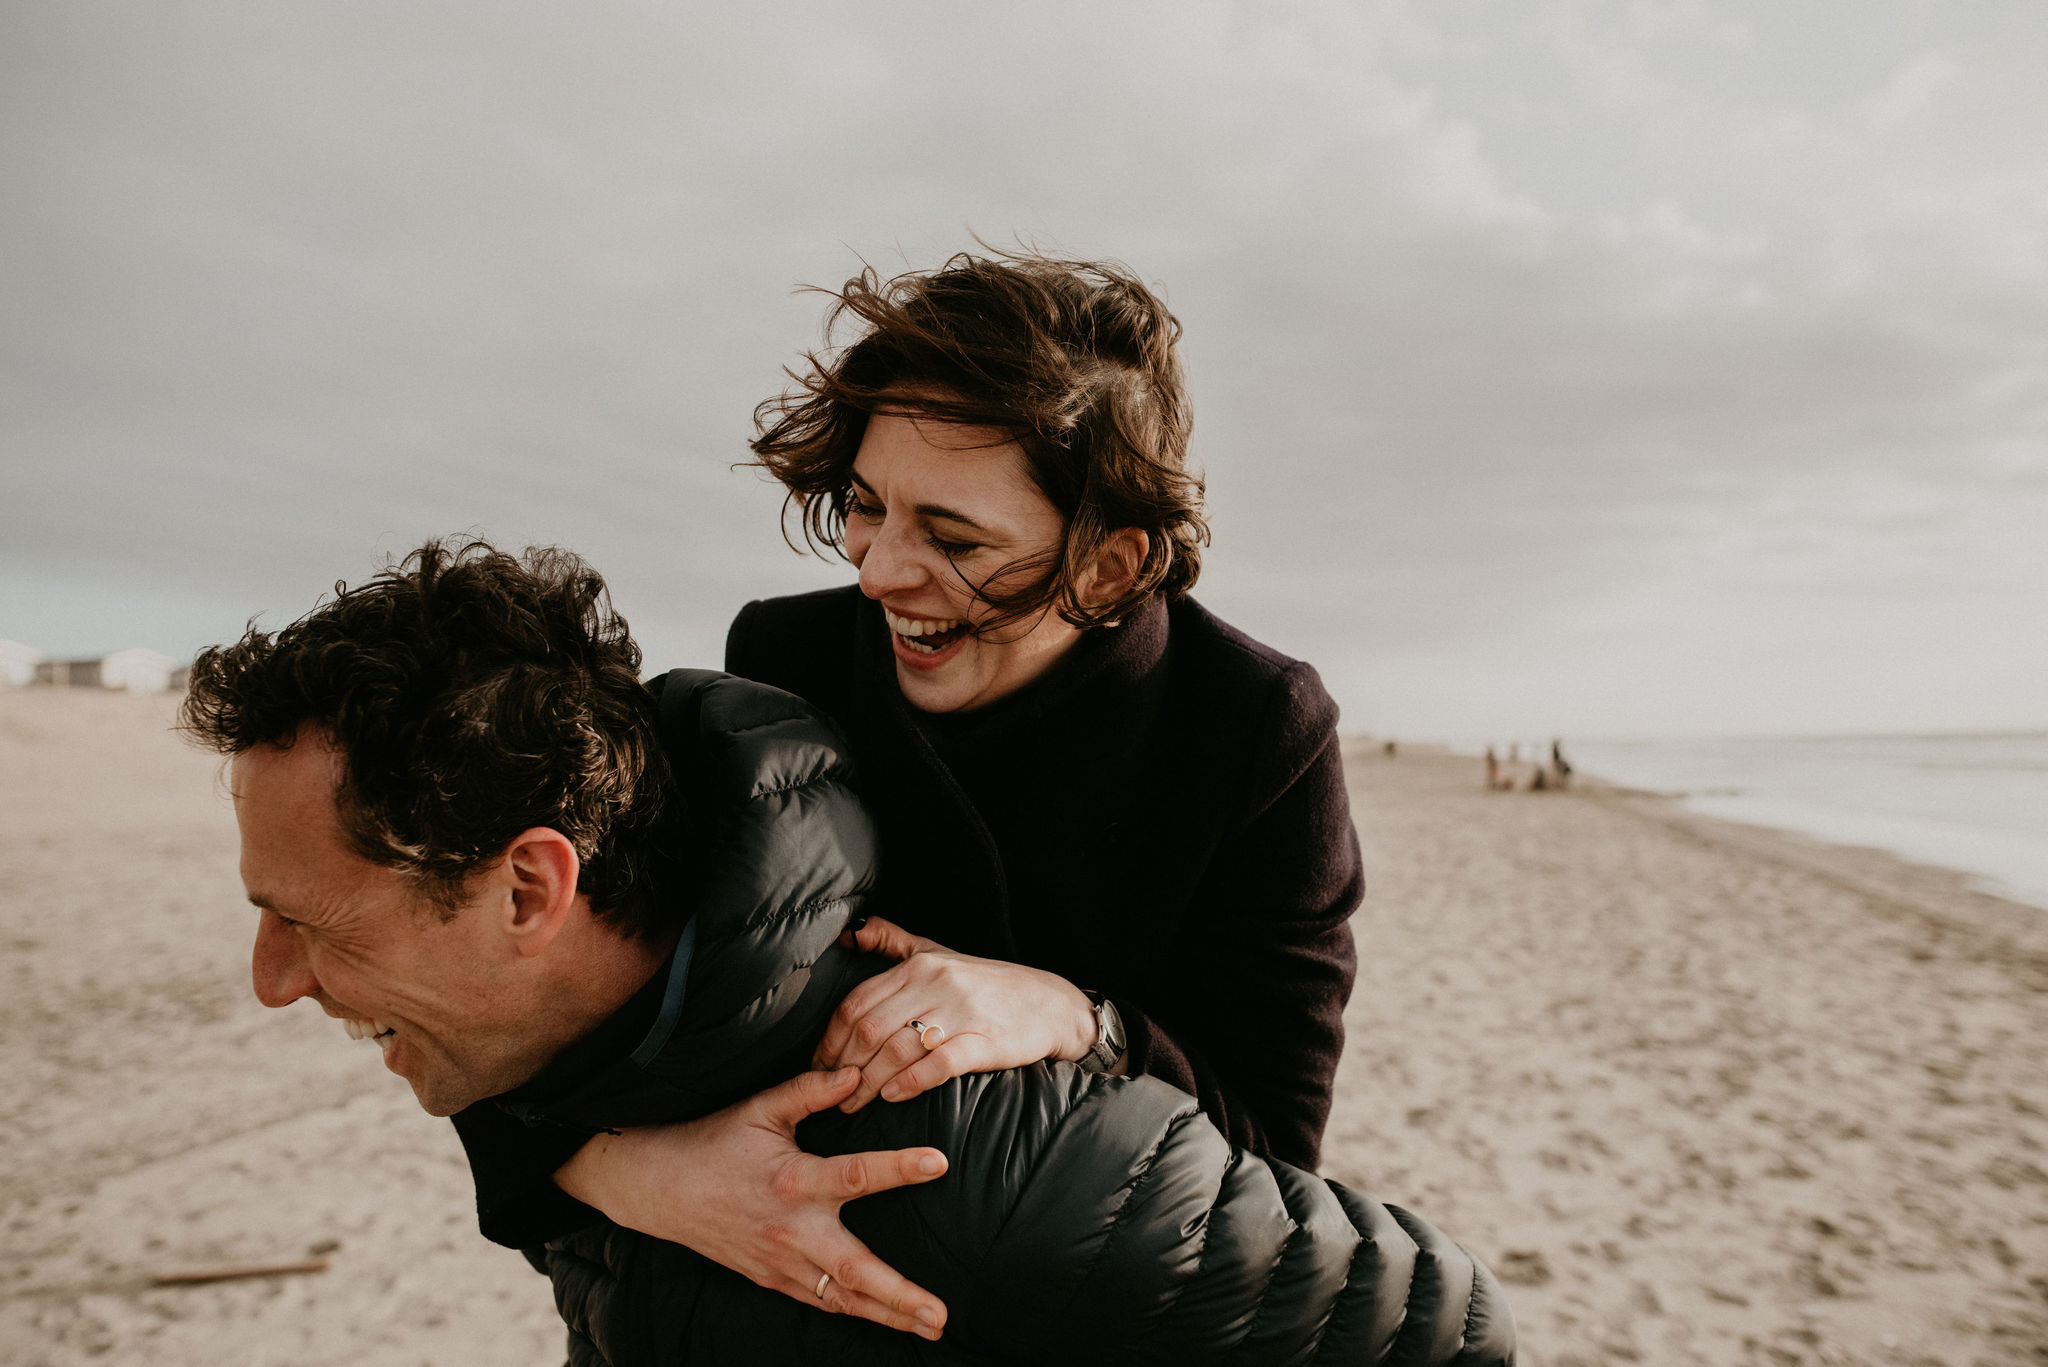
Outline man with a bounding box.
[188,538,1514,1366]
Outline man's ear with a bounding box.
[496,828,582,959]
[1081,528,1150,612]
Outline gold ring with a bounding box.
[907,1019,945,1051]
[815,1271,832,1299]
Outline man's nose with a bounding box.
[251,910,318,1008]
[856,521,928,600]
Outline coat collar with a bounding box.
[841,596,1172,963]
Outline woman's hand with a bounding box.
[814,915,1099,1111]
[554,1067,949,1340]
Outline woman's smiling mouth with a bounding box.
[884,609,971,658]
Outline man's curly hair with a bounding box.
[182,538,680,940]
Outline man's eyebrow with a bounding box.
[246,893,276,912]
[847,473,990,533]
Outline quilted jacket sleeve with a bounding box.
[798,1065,1516,1366]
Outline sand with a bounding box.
[1329,743,2048,1366]
[0,692,563,1366]
[3,691,2044,1366]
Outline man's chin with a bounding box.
[409,1078,486,1117]
[401,1065,490,1117]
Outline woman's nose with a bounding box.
[251,910,318,1008]
[856,521,928,600]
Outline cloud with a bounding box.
[1859,52,1961,134]
[2,0,2042,734]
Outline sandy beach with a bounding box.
[3,691,2044,1366]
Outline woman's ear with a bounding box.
[1082,528,1150,611]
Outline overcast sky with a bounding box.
[3,1,2042,739]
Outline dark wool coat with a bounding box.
[501,670,1514,1366]
[723,586,1363,1169]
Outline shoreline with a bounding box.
[1567,734,2048,915]
[1584,781,2048,959]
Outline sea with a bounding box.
[1558,733,2048,912]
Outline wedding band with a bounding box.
[815,1271,832,1299]
[907,1019,945,1051]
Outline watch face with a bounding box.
[1100,999,1126,1057]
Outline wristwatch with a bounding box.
[1077,990,1127,1074]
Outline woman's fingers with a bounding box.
[812,965,918,1070]
[842,1025,934,1112]
[877,1034,994,1106]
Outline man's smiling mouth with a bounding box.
[342,1017,397,1049]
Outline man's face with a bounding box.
[231,732,541,1116]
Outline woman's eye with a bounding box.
[848,496,882,521]
[926,533,978,558]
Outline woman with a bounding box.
[459,250,1363,1336]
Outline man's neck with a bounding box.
[509,916,680,1091]
[556,918,678,1035]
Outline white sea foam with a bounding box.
[1568,733,2048,911]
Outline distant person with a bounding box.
[1485,745,1501,790]
[1384,739,1398,757]
[182,539,1516,1365]
[1551,739,1572,790]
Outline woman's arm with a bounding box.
[1122,688,1359,1172]
[1123,661,1361,1169]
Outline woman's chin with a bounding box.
[892,641,989,714]
[893,660,973,713]
[890,630,976,710]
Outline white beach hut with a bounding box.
[98,648,179,693]
[0,639,42,688]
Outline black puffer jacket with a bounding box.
[512,670,1515,1366]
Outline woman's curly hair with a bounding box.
[751,248,1210,631]
[181,538,679,940]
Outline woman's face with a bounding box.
[842,411,1084,714]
